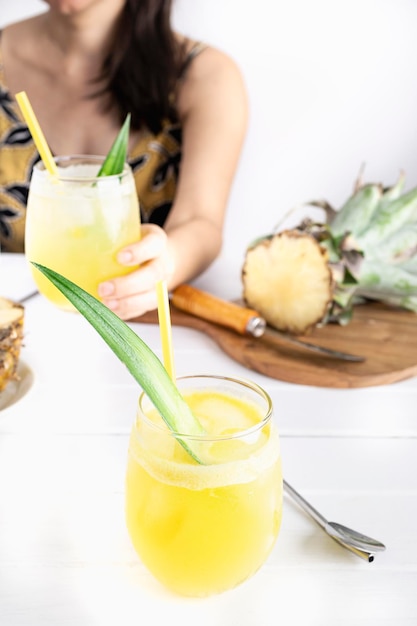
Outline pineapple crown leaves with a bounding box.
[302,171,417,302]
[323,303,354,327]
[359,261,417,295]
[97,113,131,177]
[31,262,206,463]
[328,168,406,238]
[296,171,408,244]
[378,170,406,206]
[330,183,384,238]
[297,219,364,284]
[357,184,417,250]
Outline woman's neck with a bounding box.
[39,1,125,76]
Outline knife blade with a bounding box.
[171,284,365,362]
[18,290,39,304]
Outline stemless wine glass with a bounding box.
[25,155,141,311]
[125,374,283,597]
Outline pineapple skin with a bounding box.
[0,298,25,392]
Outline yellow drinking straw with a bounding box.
[15,91,58,176]
[156,279,176,380]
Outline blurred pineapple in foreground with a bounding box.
[0,298,25,392]
[242,171,417,335]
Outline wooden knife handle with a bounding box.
[171,284,260,336]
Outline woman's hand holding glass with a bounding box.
[98,223,175,320]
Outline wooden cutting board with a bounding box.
[133,302,417,388]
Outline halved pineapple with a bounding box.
[242,230,333,334]
[242,171,417,335]
[0,297,25,392]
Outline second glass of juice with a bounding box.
[125,374,283,597]
[25,155,141,311]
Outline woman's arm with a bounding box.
[98,46,248,320]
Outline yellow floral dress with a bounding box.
[0,36,206,252]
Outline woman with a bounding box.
[0,0,248,319]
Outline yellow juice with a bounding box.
[125,376,283,597]
[25,156,140,310]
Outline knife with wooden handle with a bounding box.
[171,284,365,362]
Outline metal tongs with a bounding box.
[172,285,365,362]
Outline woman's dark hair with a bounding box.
[101,0,187,134]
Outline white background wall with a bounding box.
[2,0,417,279]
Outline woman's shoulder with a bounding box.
[176,37,247,118]
[2,15,39,36]
[1,15,44,60]
[179,37,244,79]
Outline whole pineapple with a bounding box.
[242,171,417,335]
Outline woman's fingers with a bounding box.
[102,287,160,321]
[97,224,175,319]
[117,223,168,266]
[100,260,171,319]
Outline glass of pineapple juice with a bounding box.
[25,155,140,311]
[125,374,283,597]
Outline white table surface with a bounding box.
[1,252,416,626]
